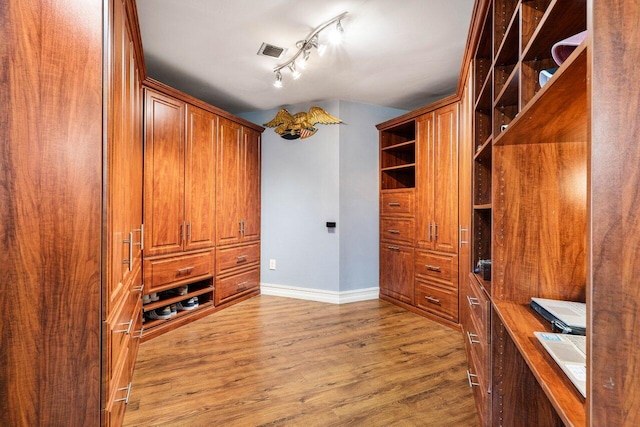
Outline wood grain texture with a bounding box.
[590,0,640,424]
[493,142,587,304]
[0,0,103,425]
[242,127,261,242]
[123,296,478,426]
[143,89,186,256]
[185,105,217,250]
[380,244,415,304]
[216,117,243,246]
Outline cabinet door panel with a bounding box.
[242,127,261,242]
[433,104,459,253]
[380,244,414,304]
[216,118,242,246]
[185,105,216,250]
[416,113,435,249]
[144,90,185,256]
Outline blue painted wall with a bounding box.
[241,100,406,293]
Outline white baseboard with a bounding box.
[260,283,379,304]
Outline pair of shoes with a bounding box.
[149,293,160,302]
[142,294,151,304]
[170,303,177,317]
[147,306,171,320]
[176,297,199,311]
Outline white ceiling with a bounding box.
[136,0,475,115]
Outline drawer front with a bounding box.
[465,346,490,427]
[380,218,415,245]
[380,190,415,216]
[415,279,458,322]
[466,274,490,341]
[216,242,260,276]
[215,267,260,305]
[415,250,457,283]
[144,250,214,291]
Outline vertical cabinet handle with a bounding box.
[459,225,468,247]
[427,222,433,241]
[180,222,186,244]
[187,222,192,240]
[466,370,480,387]
[238,220,243,235]
[122,231,133,271]
[133,224,144,251]
[433,223,438,240]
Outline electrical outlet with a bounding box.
[269,259,276,270]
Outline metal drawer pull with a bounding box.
[467,296,480,307]
[237,281,248,289]
[177,266,195,275]
[236,255,248,263]
[114,319,133,334]
[424,296,440,305]
[387,245,400,251]
[132,283,144,293]
[135,327,144,339]
[425,265,441,272]
[467,331,481,345]
[388,202,401,207]
[466,370,480,387]
[388,229,400,234]
[114,382,132,403]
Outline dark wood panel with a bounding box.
[216,117,242,246]
[185,105,217,250]
[242,126,261,242]
[590,1,640,423]
[380,244,414,304]
[493,142,587,303]
[143,89,185,256]
[0,0,103,425]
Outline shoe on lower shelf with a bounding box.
[147,306,171,320]
[175,285,188,296]
[170,303,177,317]
[176,297,198,311]
[142,294,151,304]
[149,292,160,302]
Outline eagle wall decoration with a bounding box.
[263,106,342,140]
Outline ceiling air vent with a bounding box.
[257,43,287,59]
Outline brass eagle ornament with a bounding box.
[263,106,342,140]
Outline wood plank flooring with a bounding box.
[123,295,479,426]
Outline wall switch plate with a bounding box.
[269,259,276,270]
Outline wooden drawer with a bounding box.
[215,267,260,306]
[380,190,415,216]
[465,273,490,342]
[465,344,491,427]
[144,250,214,291]
[415,250,457,284]
[415,279,458,322]
[216,242,260,276]
[380,218,415,245]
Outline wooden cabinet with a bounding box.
[143,90,217,257]
[380,244,414,304]
[416,104,459,253]
[104,0,144,424]
[216,118,261,246]
[378,101,461,326]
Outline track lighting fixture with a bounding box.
[271,12,347,88]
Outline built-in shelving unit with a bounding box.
[380,121,416,190]
[464,0,588,425]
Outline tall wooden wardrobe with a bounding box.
[0,1,262,425]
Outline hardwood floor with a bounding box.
[123,295,479,426]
